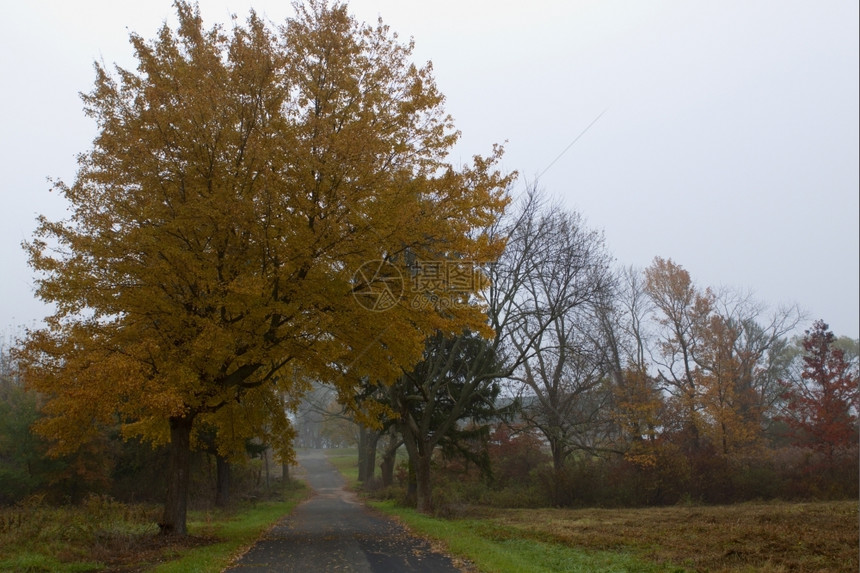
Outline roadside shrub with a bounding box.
[689,445,733,503]
[431,483,470,518]
[481,482,545,508]
[603,457,658,506]
[487,425,548,488]
[0,494,158,553]
[369,485,401,501]
[649,443,692,504]
[431,476,492,517]
[109,437,170,504]
[535,464,576,507]
[727,453,781,501]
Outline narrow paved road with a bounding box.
[224,450,465,572]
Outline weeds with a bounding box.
[480,500,858,572]
[0,482,307,572]
[0,494,162,571]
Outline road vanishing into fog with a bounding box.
[224,450,465,572]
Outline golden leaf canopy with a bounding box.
[19,0,512,458]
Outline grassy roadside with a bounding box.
[151,486,308,573]
[324,447,359,484]
[481,501,858,572]
[368,496,858,572]
[322,449,858,572]
[323,448,681,572]
[369,499,684,573]
[0,482,307,572]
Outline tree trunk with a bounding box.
[415,452,433,513]
[282,462,290,482]
[263,447,270,489]
[366,430,379,483]
[357,425,379,483]
[406,456,417,506]
[380,453,395,488]
[160,414,195,535]
[549,437,567,506]
[358,425,367,481]
[400,419,431,511]
[550,437,566,472]
[380,434,401,488]
[215,454,231,508]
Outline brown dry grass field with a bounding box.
[465,500,858,572]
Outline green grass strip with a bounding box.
[323,447,359,484]
[152,487,306,573]
[324,448,684,571]
[368,500,687,573]
[0,552,102,573]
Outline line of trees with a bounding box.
[299,190,857,510]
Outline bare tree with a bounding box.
[710,289,803,430]
[508,205,615,473]
[293,382,337,449]
[594,265,664,457]
[609,265,654,375]
[384,187,610,513]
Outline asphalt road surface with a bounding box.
[224,450,465,572]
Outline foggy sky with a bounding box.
[1,1,857,339]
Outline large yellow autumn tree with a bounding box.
[17,1,511,534]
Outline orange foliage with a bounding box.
[15,1,512,531]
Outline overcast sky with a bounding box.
[1,1,857,340]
